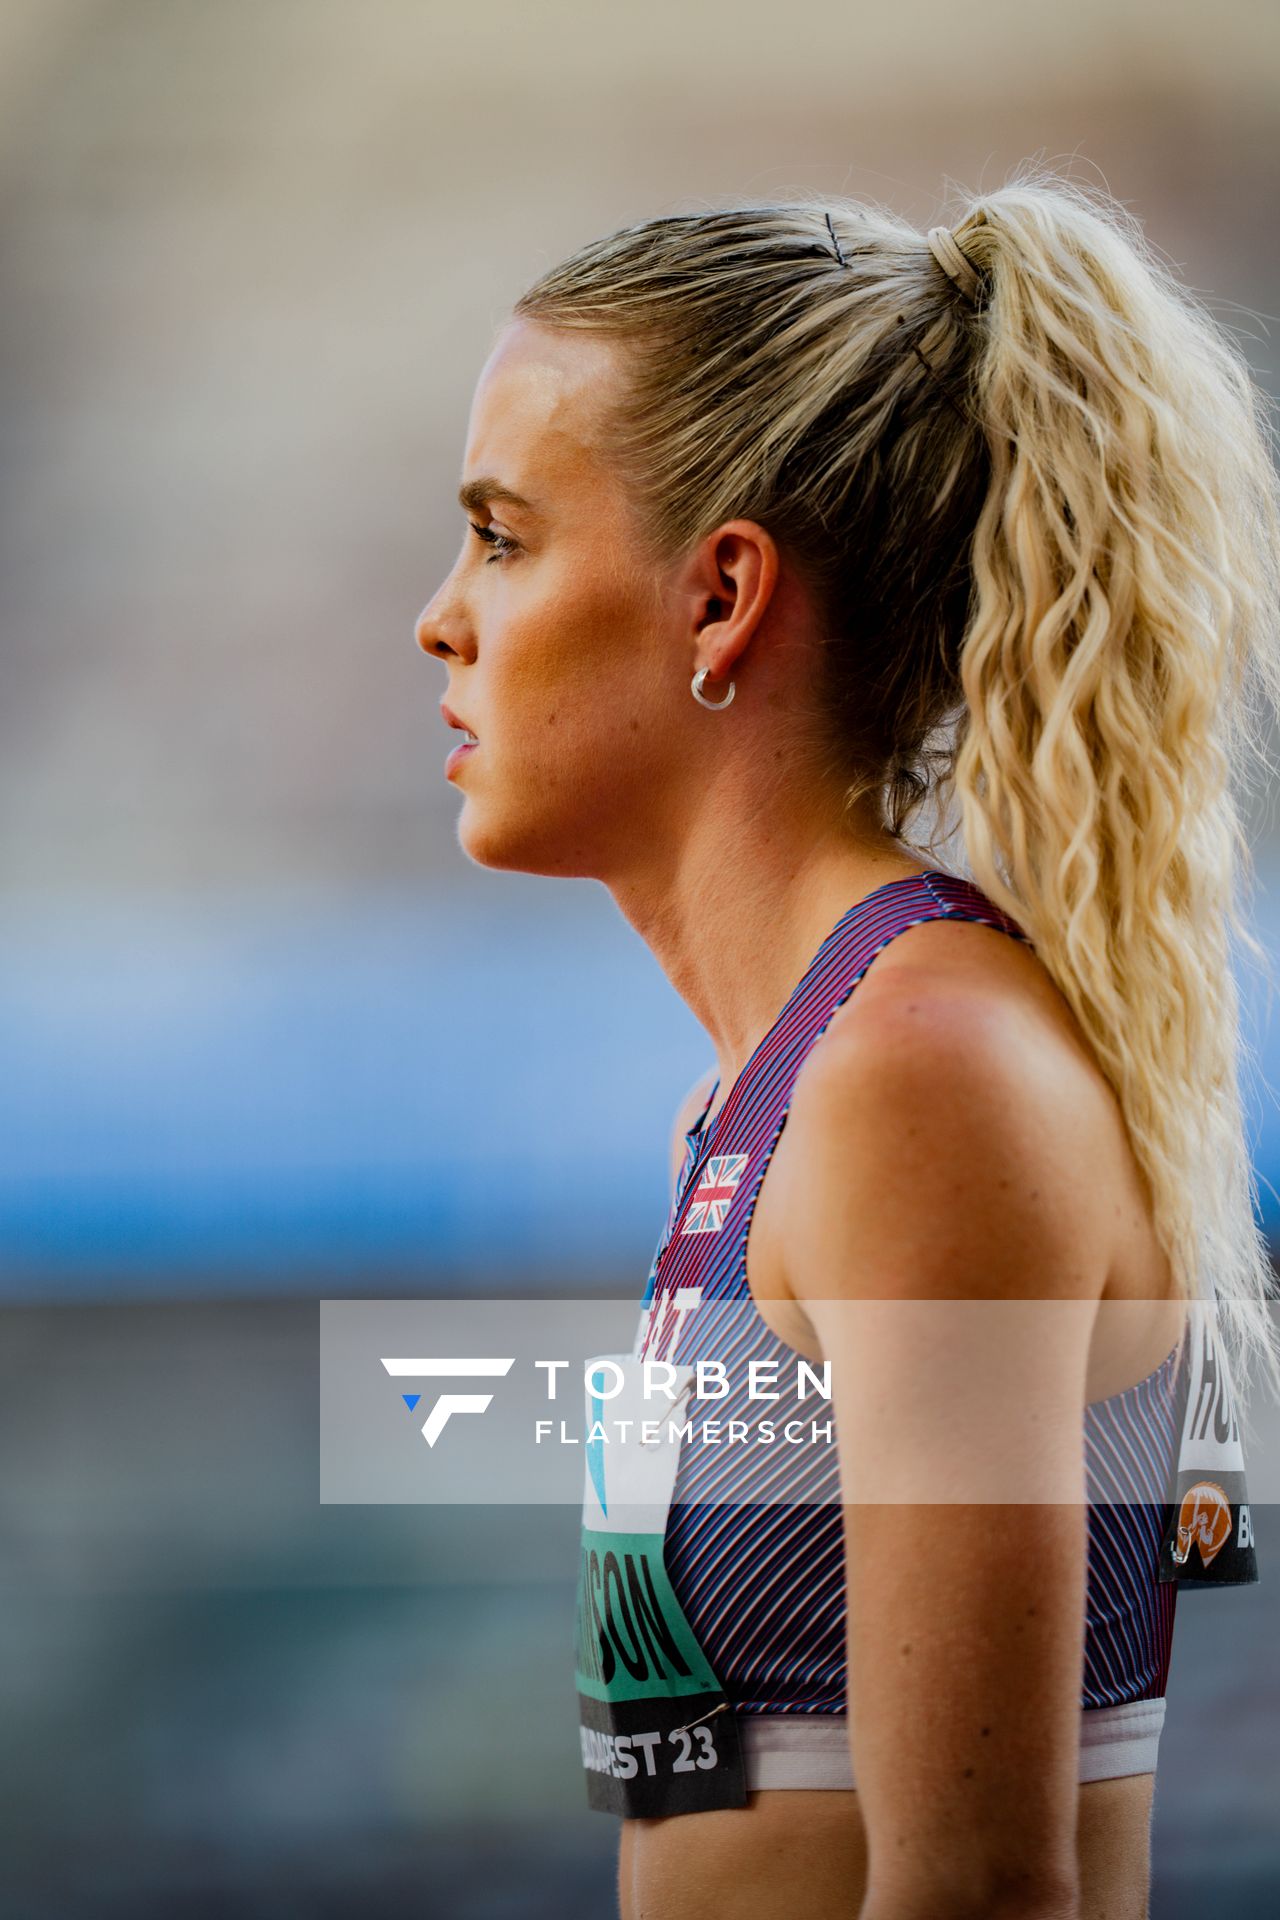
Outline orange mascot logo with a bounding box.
[1171,1480,1233,1569]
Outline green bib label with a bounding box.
[573,1351,746,1816]
[575,1530,719,1701]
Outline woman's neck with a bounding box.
[607,791,932,1106]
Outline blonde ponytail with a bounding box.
[944,174,1280,1406]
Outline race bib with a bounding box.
[574,1352,747,1816]
[1157,1303,1259,1586]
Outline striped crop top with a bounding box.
[636,868,1186,1722]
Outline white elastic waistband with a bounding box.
[739,1698,1166,1791]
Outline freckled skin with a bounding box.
[415,322,699,877]
[416,316,855,903]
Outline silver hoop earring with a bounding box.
[691,666,735,710]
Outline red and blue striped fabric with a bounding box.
[637,868,1183,1715]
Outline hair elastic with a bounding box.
[926,226,983,307]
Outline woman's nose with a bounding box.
[415,590,470,660]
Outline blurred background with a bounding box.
[1,1,1278,1913]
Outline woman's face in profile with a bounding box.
[416,317,696,878]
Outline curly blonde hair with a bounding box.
[513,164,1280,1405]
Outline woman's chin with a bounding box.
[455,806,598,880]
[456,807,552,876]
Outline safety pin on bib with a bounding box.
[671,1700,730,1734]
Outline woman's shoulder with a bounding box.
[774,914,1121,1304]
[809,905,1098,1122]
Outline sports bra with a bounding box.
[636,868,1187,1782]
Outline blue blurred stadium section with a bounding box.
[0,882,715,1291]
[2,872,1277,1294]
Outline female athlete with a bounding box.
[415,169,1280,1920]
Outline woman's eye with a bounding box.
[468,521,519,563]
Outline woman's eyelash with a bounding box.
[468,521,519,561]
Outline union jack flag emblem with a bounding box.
[681,1154,749,1234]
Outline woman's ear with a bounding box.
[686,518,780,680]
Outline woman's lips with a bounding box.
[445,737,478,778]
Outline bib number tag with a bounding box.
[574,1352,746,1816]
[1157,1305,1259,1586]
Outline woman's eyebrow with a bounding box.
[457,476,539,517]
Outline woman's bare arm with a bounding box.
[777,984,1110,1920]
